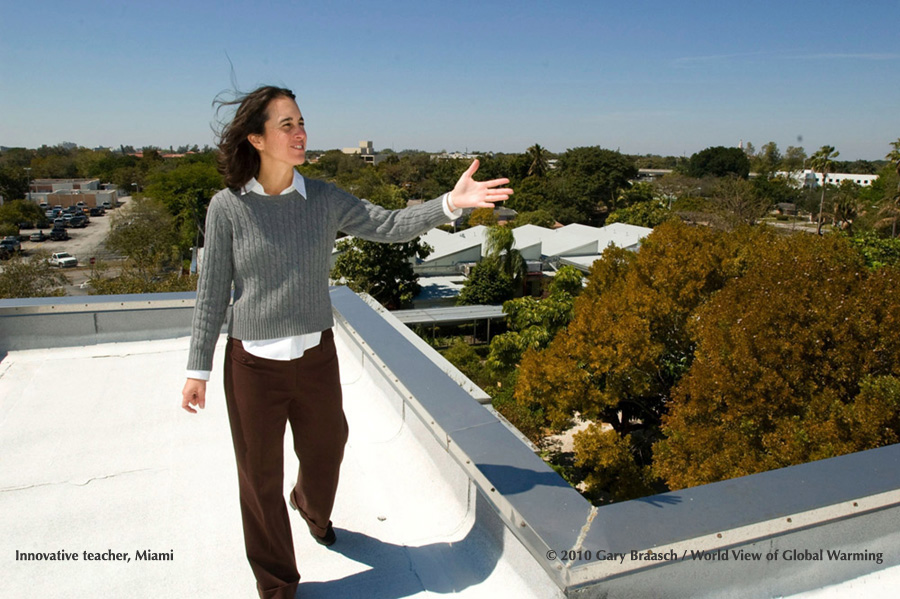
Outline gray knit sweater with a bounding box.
[187,177,451,371]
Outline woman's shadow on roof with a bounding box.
[297,524,502,599]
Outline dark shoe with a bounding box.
[289,493,336,547]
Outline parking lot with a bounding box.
[9,197,131,295]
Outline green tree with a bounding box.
[754,141,782,176]
[607,182,669,228]
[808,145,840,235]
[554,147,638,223]
[104,196,181,280]
[142,156,222,253]
[487,265,583,373]
[0,165,29,201]
[0,253,67,298]
[0,200,48,229]
[526,143,550,178]
[685,146,751,179]
[330,237,432,309]
[457,259,514,305]
[509,210,557,229]
[781,146,807,176]
[832,180,860,232]
[881,138,900,237]
[485,225,526,286]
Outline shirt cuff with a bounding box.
[442,192,463,220]
[186,370,211,381]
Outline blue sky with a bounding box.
[1,0,898,160]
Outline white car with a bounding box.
[49,252,78,268]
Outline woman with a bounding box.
[180,85,511,599]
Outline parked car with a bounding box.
[101,201,112,209]
[49,228,70,241]
[30,231,48,242]
[1,236,22,253]
[90,207,106,216]
[69,215,87,228]
[49,252,77,268]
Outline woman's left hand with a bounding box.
[448,159,513,211]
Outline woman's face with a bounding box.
[248,96,307,168]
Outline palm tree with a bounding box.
[808,145,840,235]
[485,225,526,291]
[883,139,900,238]
[526,143,549,178]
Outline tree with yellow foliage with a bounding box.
[653,233,900,489]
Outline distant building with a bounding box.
[27,179,118,207]
[342,140,385,165]
[777,170,879,188]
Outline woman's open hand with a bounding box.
[448,159,513,211]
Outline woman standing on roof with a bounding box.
[180,85,512,599]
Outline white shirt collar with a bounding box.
[240,170,306,198]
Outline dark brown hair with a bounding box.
[214,86,296,190]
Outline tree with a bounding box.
[606,199,671,228]
[104,196,181,280]
[457,259,514,305]
[457,225,526,306]
[781,146,807,176]
[143,156,222,253]
[487,265,583,373]
[526,143,550,178]
[331,237,432,309]
[755,141,782,177]
[467,207,497,227]
[685,146,751,179]
[653,234,900,489]
[485,225,526,286]
[0,165,29,201]
[554,147,638,223]
[0,200,48,229]
[832,181,860,232]
[0,253,67,299]
[514,222,757,501]
[710,177,770,228]
[882,138,900,237]
[808,145,840,235]
[509,210,556,229]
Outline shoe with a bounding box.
[289,494,336,547]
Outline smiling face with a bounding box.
[247,95,307,169]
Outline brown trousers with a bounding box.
[223,329,348,599]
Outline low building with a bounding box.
[777,170,879,188]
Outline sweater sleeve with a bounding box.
[332,185,452,243]
[187,194,234,371]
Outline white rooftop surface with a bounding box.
[0,332,559,599]
[542,222,650,258]
[419,226,487,261]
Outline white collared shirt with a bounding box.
[186,171,461,381]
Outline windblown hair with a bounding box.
[213,86,296,190]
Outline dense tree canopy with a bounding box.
[512,221,900,502]
[685,146,751,179]
[654,234,900,488]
